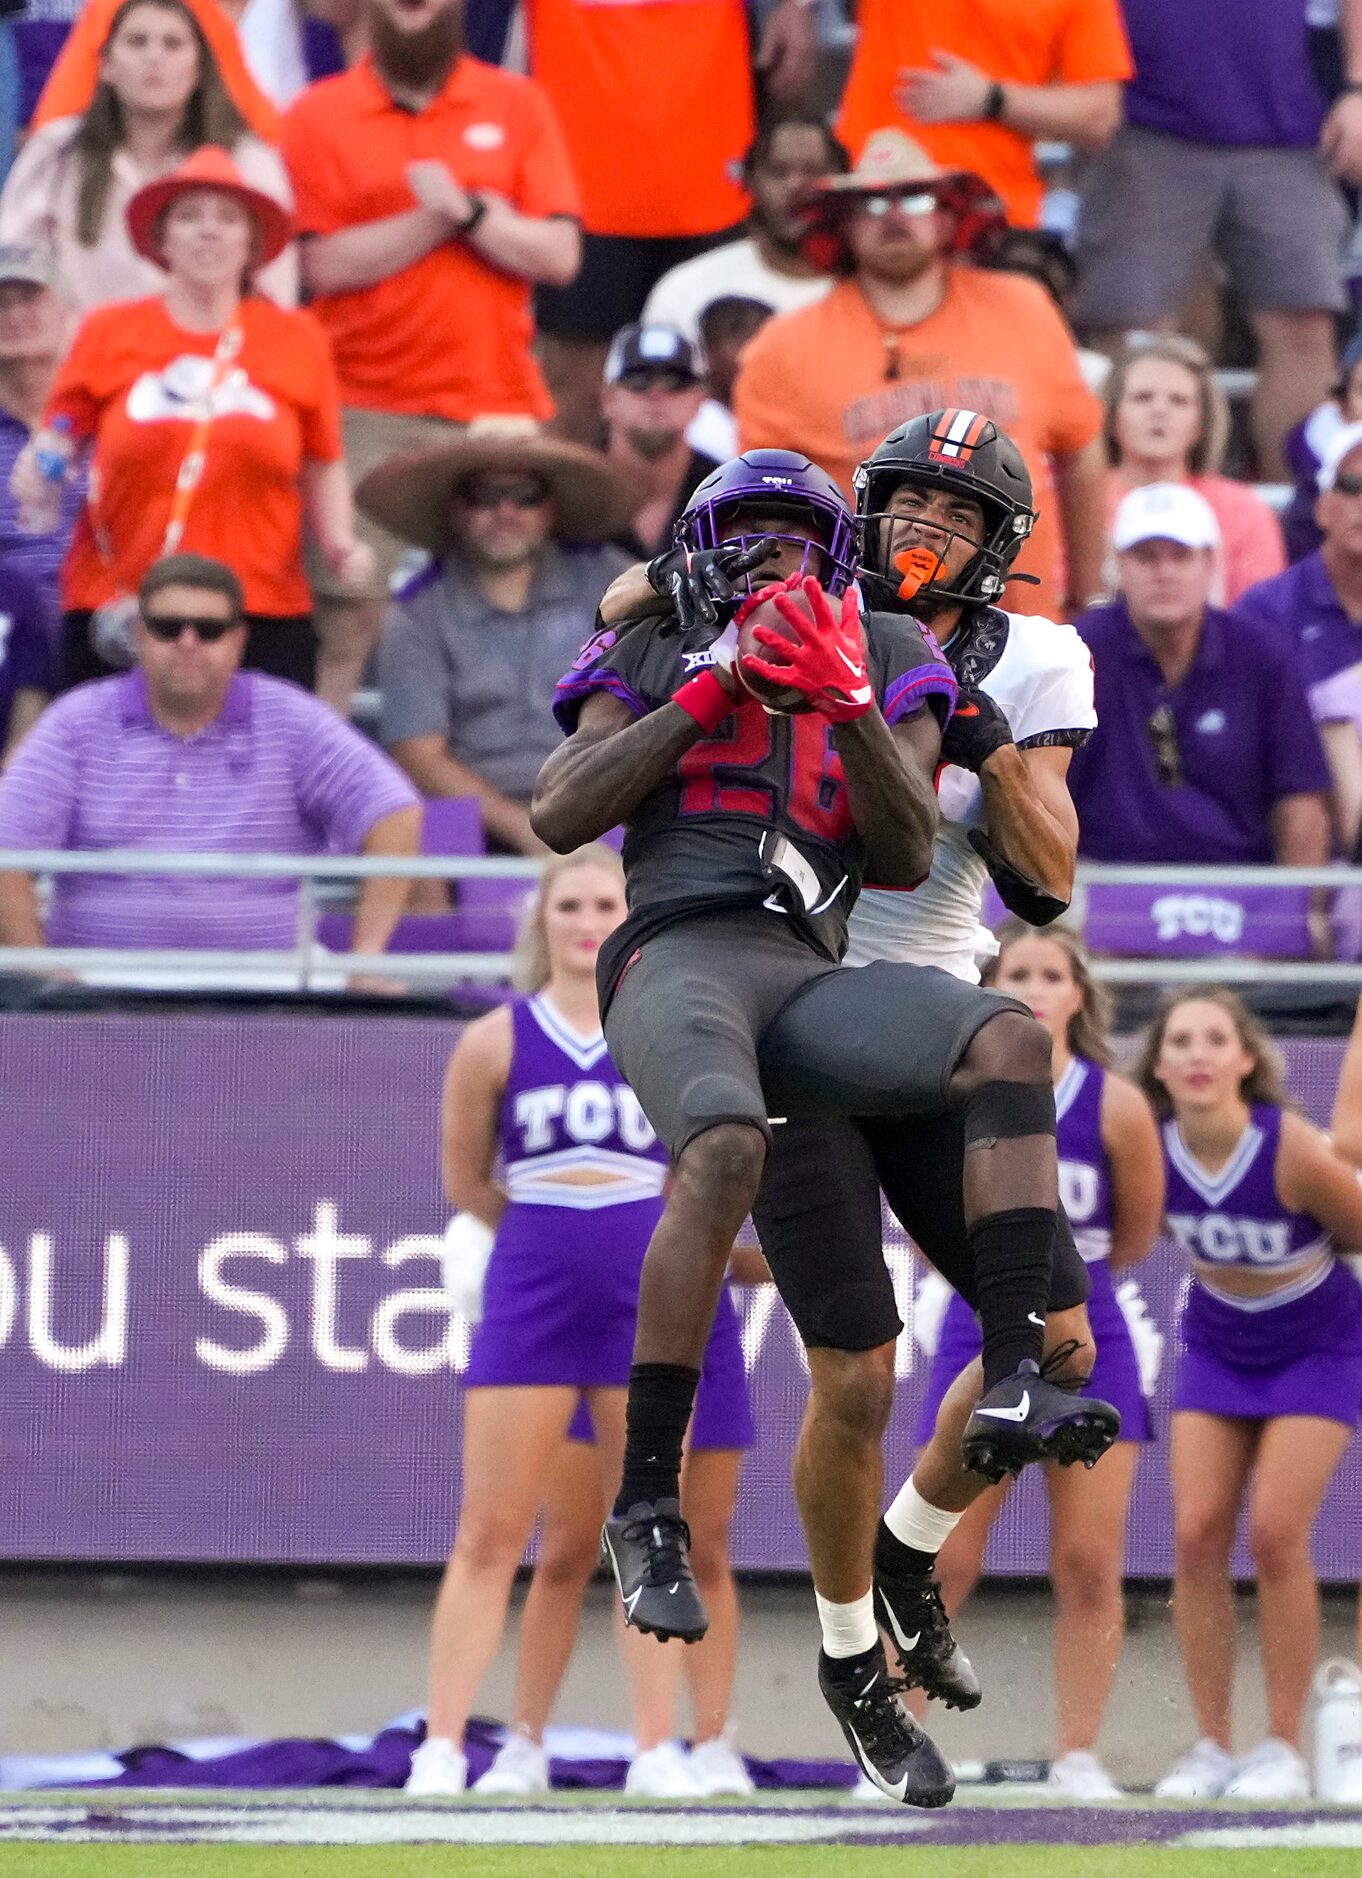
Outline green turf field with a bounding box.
[8,1851,1362,1878]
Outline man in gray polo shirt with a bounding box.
[364,424,633,855]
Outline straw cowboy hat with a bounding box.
[798,128,1005,270]
[356,417,636,551]
[126,146,294,267]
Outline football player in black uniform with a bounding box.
[532,452,1112,1805]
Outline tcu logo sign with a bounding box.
[1166,1212,1291,1265]
[1151,894,1244,945]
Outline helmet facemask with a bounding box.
[681,492,858,598]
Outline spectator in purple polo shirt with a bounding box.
[0,559,53,753]
[1239,422,1362,853]
[1073,0,1348,477]
[1068,484,1332,870]
[0,552,421,973]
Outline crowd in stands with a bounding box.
[0,0,1356,969]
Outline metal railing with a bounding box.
[0,850,1360,991]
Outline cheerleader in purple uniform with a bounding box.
[406,846,755,1801]
[1138,989,1362,1803]
[911,924,1164,1799]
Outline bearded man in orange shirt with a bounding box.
[734,131,1107,622]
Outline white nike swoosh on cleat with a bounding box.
[846,1724,908,1802]
[879,1598,921,1660]
[624,1588,643,1616]
[666,1584,679,1595]
[974,1391,1030,1423]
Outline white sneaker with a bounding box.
[1048,1750,1121,1800]
[473,1728,550,1796]
[625,1740,701,1799]
[1224,1738,1311,1801]
[404,1736,468,1796]
[688,1730,754,1797]
[1155,1738,1237,1800]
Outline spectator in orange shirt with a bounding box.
[733,130,1107,620]
[524,0,817,444]
[281,0,582,712]
[12,148,368,695]
[837,0,1130,229]
[1102,336,1286,608]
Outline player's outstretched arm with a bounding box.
[978,744,1079,907]
[833,705,942,890]
[531,688,718,852]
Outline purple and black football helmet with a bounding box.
[677,449,858,596]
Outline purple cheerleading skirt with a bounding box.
[567,1284,756,1452]
[1172,1260,1362,1427]
[464,1194,662,1389]
[913,1257,1153,1446]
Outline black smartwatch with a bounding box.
[983,82,1007,122]
[457,195,488,239]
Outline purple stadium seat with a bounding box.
[1081,883,1314,960]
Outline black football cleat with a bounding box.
[873,1528,981,1711]
[961,1359,1121,1484]
[600,1498,708,1643]
[818,1647,955,1807]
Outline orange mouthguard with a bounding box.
[894,546,945,600]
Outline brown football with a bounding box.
[736,586,817,714]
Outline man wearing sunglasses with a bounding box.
[0,553,422,983]
[733,128,1108,627]
[1067,483,1330,876]
[363,423,634,856]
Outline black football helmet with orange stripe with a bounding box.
[854,409,1037,615]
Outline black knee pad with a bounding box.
[961,1078,1056,1150]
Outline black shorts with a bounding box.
[58,611,317,693]
[535,228,739,341]
[602,908,1028,1161]
[753,1112,1092,1354]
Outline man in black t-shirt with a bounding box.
[533,452,1101,1806]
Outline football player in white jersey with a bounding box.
[750,410,1103,1720]
[588,414,1107,1739]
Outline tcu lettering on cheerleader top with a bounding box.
[499,993,668,1208]
[1163,1105,1331,1308]
[1056,1058,1112,1265]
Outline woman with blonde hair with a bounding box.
[0,0,295,315]
[1139,988,1362,1801]
[907,921,1163,1799]
[408,845,756,1801]
[1102,335,1284,605]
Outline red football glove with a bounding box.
[740,575,874,724]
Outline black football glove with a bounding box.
[939,686,1015,773]
[645,538,778,632]
[968,827,1070,927]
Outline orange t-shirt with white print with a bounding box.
[47,296,343,618]
[837,0,1132,228]
[733,271,1102,619]
[283,56,580,419]
[523,0,752,238]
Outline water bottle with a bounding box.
[16,414,71,535]
[1314,1658,1362,1802]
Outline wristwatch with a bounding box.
[983,82,1007,122]
[457,195,488,239]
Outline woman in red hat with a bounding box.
[10,147,368,693]
[0,0,295,317]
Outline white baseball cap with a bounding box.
[1317,420,1362,491]
[1111,481,1221,552]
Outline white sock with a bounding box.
[883,1477,963,1555]
[815,1588,878,1658]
